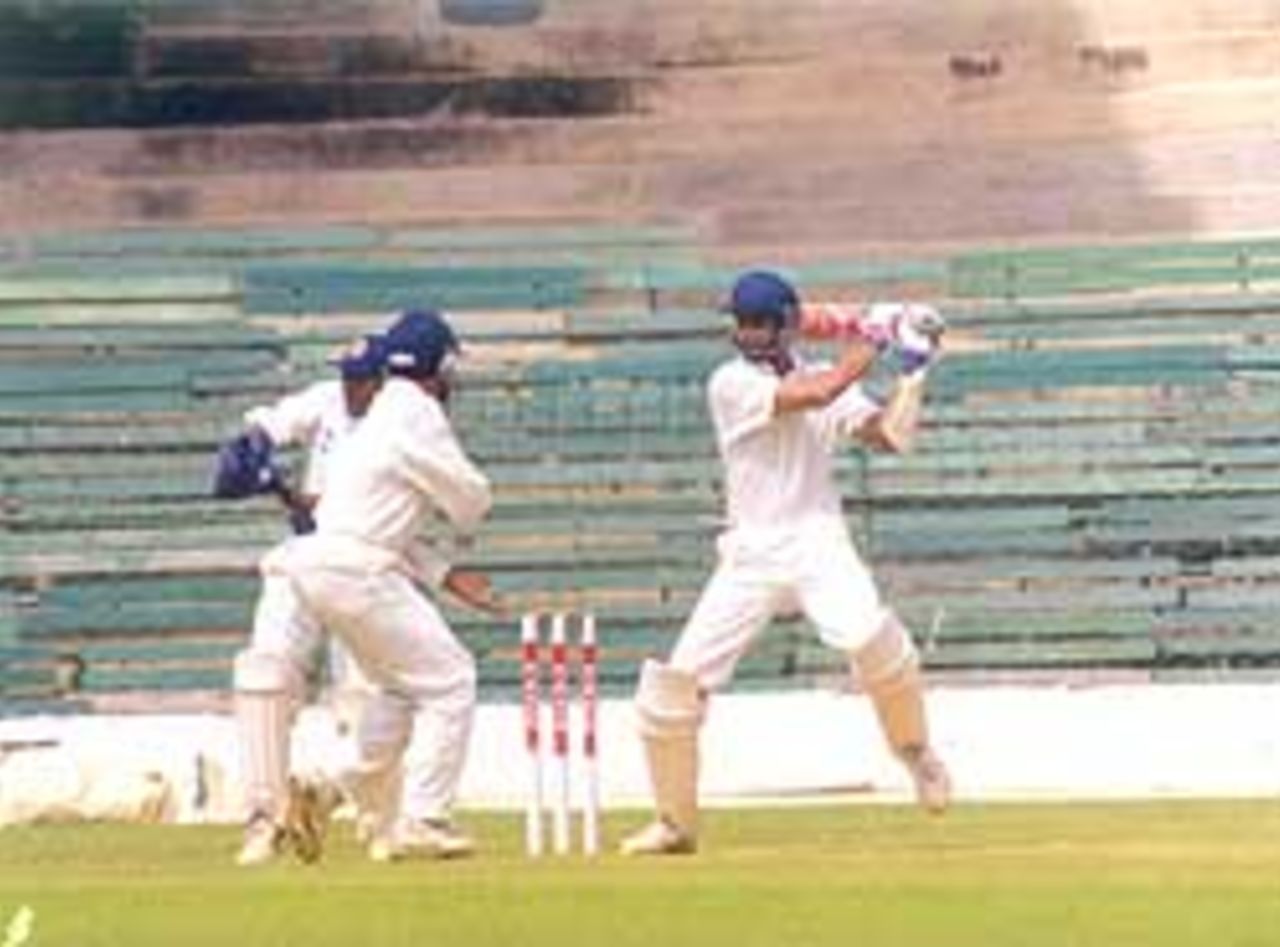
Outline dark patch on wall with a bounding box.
[140,34,429,80]
[121,185,195,221]
[0,75,634,129]
[1078,44,1149,76]
[948,52,1002,80]
[456,76,632,118]
[126,122,528,175]
[130,81,458,126]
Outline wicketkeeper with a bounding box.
[620,270,952,856]
[215,335,385,866]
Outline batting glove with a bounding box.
[896,305,945,375]
[863,302,945,373]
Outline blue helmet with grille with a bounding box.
[727,270,801,329]
[383,309,459,378]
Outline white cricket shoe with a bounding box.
[236,813,286,867]
[284,776,342,864]
[395,819,476,860]
[352,809,403,862]
[366,830,400,864]
[353,810,377,847]
[352,811,406,862]
[902,746,951,815]
[618,818,697,857]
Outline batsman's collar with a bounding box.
[727,269,801,327]
[329,334,387,381]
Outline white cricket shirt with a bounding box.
[311,377,492,571]
[708,356,879,533]
[244,380,357,497]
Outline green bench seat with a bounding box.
[15,600,254,639]
[242,263,585,314]
[0,273,236,304]
[0,546,261,583]
[924,636,1159,670]
[0,642,74,699]
[0,301,245,326]
[77,665,231,694]
[949,237,1280,299]
[35,574,260,608]
[904,607,1157,641]
[956,292,1280,329]
[0,321,281,353]
[0,420,230,455]
[0,523,280,558]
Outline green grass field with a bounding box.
[1,800,1278,947]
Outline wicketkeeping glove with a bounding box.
[212,428,283,500]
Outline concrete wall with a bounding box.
[1,1,1278,258]
[3,681,1278,828]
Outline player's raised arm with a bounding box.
[396,410,492,535]
[774,339,880,413]
[858,304,945,453]
[807,299,945,455]
[860,370,930,454]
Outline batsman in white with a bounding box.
[270,308,500,863]
[620,270,952,856]
[222,335,385,866]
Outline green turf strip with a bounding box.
[0,801,1278,946]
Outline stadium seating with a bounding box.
[5,228,1280,712]
[0,4,136,80]
[949,238,1280,300]
[241,262,586,315]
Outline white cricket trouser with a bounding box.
[286,562,476,832]
[235,561,325,822]
[251,570,326,671]
[325,633,454,823]
[670,516,887,691]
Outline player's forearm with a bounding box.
[402,543,501,613]
[774,340,879,413]
[443,567,502,614]
[404,540,451,589]
[865,371,928,453]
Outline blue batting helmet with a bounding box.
[383,309,459,378]
[328,333,387,381]
[727,270,801,328]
